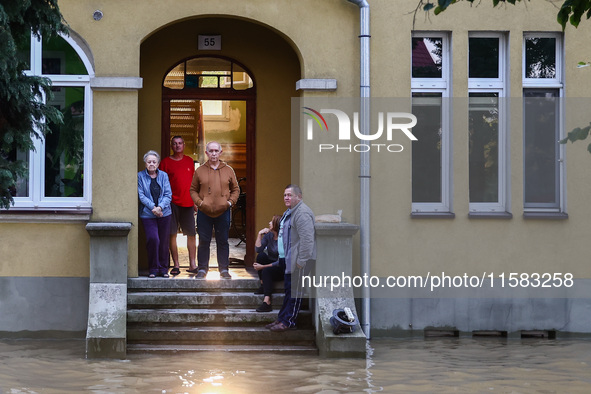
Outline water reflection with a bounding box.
[1,337,591,393]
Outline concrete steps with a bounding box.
[126,276,317,354]
[127,291,285,309]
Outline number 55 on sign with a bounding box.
[198,35,221,50]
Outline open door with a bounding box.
[161,56,256,265]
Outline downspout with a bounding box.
[346,0,371,339]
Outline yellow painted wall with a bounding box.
[0,223,89,276]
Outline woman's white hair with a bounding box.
[143,150,160,163]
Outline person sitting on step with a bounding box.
[253,215,282,312]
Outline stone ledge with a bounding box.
[86,222,132,237]
[296,79,337,91]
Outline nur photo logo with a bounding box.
[302,107,418,153]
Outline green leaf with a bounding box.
[561,124,591,144]
[423,3,435,11]
[588,142,591,154]
[557,6,572,30]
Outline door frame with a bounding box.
[161,58,256,265]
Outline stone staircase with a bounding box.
[126,275,317,354]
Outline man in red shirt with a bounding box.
[159,136,197,274]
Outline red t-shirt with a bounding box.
[160,155,195,207]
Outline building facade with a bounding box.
[1,0,591,337]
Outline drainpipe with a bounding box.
[346,0,371,339]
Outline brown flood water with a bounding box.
[1,337,591,393]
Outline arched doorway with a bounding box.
[161,56,256,265]
[139,16,300,272]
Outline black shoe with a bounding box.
[256,302,272,312]
[196,270,207,279]
[220,270,232,279]
[254,285,264,294]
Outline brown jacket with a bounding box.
[190,160,240,218]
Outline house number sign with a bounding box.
[198,35,221,50]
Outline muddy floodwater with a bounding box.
[1,337,591,393]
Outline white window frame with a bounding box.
[522,32,565,213]
[468,32,509,214]
[411,32,452,214]
[10,33,94,211]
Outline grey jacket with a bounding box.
[279,200,316,273]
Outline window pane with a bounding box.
[42,35,87,75]
[233,64,254,90]
[5,149,29,197]
[186,57,231,74]
[163,62,185,89]
[524,89,559,206]
[469,93,499,203]
[412,37,443,78]
[469,37,499,78]
[525,37,556,79]
[45,86,85,197]
[412,93,442,203]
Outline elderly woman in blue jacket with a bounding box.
[138,150,173,278]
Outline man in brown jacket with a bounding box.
[190,141,240,279]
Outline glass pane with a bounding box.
[163,62,185,89]
[524,89,559,206]
[16,33,31,69]
[42,35,87,75]
[412,37,443,78]
[198,75,219,88]
[525,37,556,79]
[233,64,254,89]
[469,37,499,78]
[469,93,499,203]
[6,149,29,197]
[412,93,442,203]
[45,86,85,197]
[186,57,231,77]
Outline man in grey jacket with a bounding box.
[266,184,316,332]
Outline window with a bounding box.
[411,33,452,214]
[468,33,508,214]
[8,34,93,211]
[523,33,564,213]
[163,57,254,91]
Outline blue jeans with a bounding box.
[196,208,230,272]
[141,215,172,275]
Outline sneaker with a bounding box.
[161,273,170,278]
[254,285,264,294]
[256,302,272,312]
[220,270,232,279]
[196,270,207,279]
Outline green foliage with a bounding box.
[421,0,591,30]
[0,1,68,209]
[560,124,591,144]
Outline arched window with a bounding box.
[163,57,254,91]
[10,33,94,210]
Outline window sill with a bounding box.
[468,212,513,219]
[523,212,568,220]
[410,212,455,219]
[0,208,92,223]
